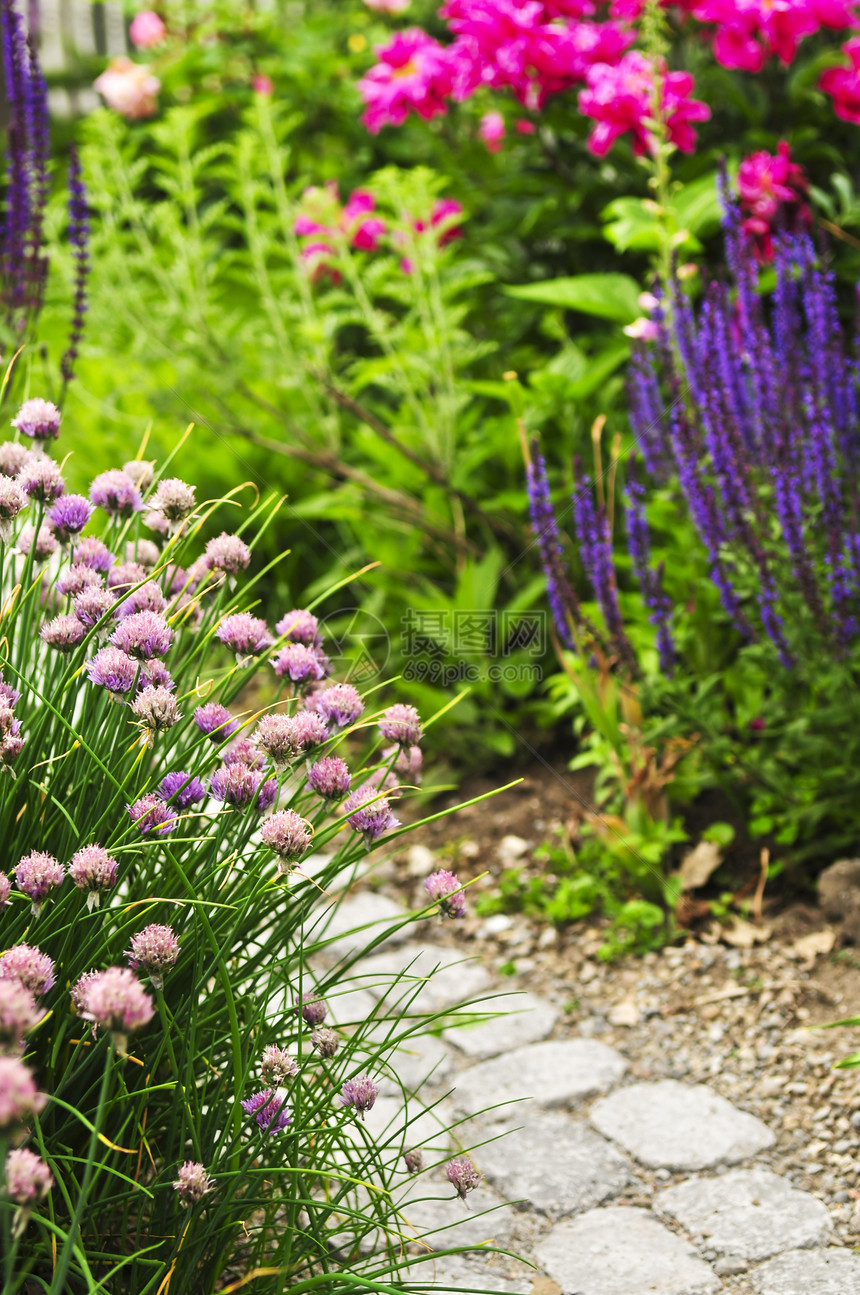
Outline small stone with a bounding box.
[608,999,640,1027]
[714,1258,748,1276]
[657,1168,832,1260]
[444,992,558,1060]
[538,927,558,949]
[536,1206,719,1295]
[850,1111,860,1130]
[591,1080,775,1170]
[473,1114,632,1218]
[480,914,515,938]
[451,1039,627,1120]
[498,834,530,864]
[754,1247,860,1294]
[406,844,437,877]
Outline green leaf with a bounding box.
[504,273,641,323]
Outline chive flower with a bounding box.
[260,810,313,873]
[68,844,118,910]
[11,398,60,443]
[307,756,351,800]
[89,469,142,518]
[48,493,92,542]
[253,714,299,768]
[0,1058,45,1132]
[193,702,239,742]
[445,1157,482,1199]
[274,608,320,646]
[19,456,64,503]
[378,703,422,747]
[241,1088,291,1135]
[217,612,272,663]
[425,869,466,919]
[260,1045,299,1085]
[39,614,86,653]
[14,852,64,917]
[272,642,327,683]
[74,536,115,571]
[0,475,26,540]
[111,610,173,660]
[159,770,206,808]
[343,787,400,845]
[337,1075,380,1119]
[87,645,138,697]
[173,1160,212,1207]
[77,966,154,1055]
[312,683,364,731]
[130,685,182,741]
[57,562,102,597]
[311,1027,339,1058]
[127,793,177,836]
[127,924,179,990]
[205,532,251,575]
[0,979,40,1054]
[4,1146,52,1206]
[0,945,55,996]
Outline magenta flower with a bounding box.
[77,967,154,1053]
[358,29,455,132]
[68,844,118,910]
[89,469,142,518]
[129,9,166,49]
[478,109,505,152]
[111,610,173,660]
[48,493,92,542]
[0,979,40,1054]
[217,612,272,662]
[14,852,64,917]
[307,756,351,800]
[260,810,313,871]
[128,793,177,836]
[445,1156,482,1199]
[425,869,466,918]
[11,398,60,443]
[341,189,387,251]
[205,532,251,575]
[737,140,811,261]
[337,1075,380,1119]
[138,661,174,692]
[173,1160,213,1207]
[4,1146,52,1206]
[0,946,55,997]
[194,702,240,742]
[242,1088,291,1134]
[274,608,321,646]
[128,924,179,989]
[579,53,709,158]
[87,645,138,696]
[820,35,860,123]
[0,1057,45,1132]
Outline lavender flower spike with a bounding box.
[61,144,90,386]
[526,440,576,650]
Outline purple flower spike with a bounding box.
[194,703,239,742]
[39,614,86,652]
[11,399,60,443]
[338,1075,380,1119]
[77,967,154,1055]
[217,612,272,663]
[173,1161,212,1207]
[445,1157,482,1199]
[275,608,321,646]
[87,646,138,697]
[242,1088,291,1135]
[378,703,422,747]
[48,493,92,542]
[209,763,263,808]
[160,770,206,808]
[68,844,117,910]
[312,683,364,731]
[61,144,90,387]
[111,610,173,660]
[260,810,313,873]
[343,787,400,846]
[128,793,177,836]
[89,469,142,518]
[307,756,351,801]
[19,456,64,503]
[425,869,466,919]
[14,852,64,917]
[0,945,55,997]
[127,923,179,989]
[205,532,251,575]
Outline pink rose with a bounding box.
[94,57,160,120]
[478,110,506,151]
[129,10,166,49]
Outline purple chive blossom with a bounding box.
[343,787,400,845]
[0,1058,45,1132]
[217,612,272,663]
[0,979,40,1053]
[425,869,467,919]
[126,538,160,568]
[311,1027,339,1057]
[128,793,177,836]
[275,608,321,646]
[87,646,138,696]
[0,475,26,540]
[257,778,277,813]
[378,703,422,747]
[223,739,265,770]
[123,460,154,490]
[11,399,60,443]
[173,1161,212,1207]
[19,455,63,503]
[150,477,196,527]
[288,710,329,751]
[0,874,10,908]
[39,614,86,653]
[253,714,299,768]
[299,993,327,1027]
[74,586,116,630]
[0,945,55,996]
[0,674,18,706]
[60,144,90,387]
[130,686,181,740]
[384,744,423,782]
[75,536,115,571]
[242,1088,291,1135]
[307,757,351,800]
[139,662,174,693]
[77,966,154,1054]
[313,683,364,731]
[260,810,313,872]
[272,643,326,684]
[70,970,99,1016]
[0,719,23,771]
[194,703,239,742]
[57,562,102,598]
[445,1157,482,1199]
[89,469,142,518]
[337,1075,380,1119]
[160,770,206,808]
[205,532,251,576]
[14,852,64,917]
[127,924,179,989]
[209,763,264,808]
[526,441,576,651]
[119,580,167,617]
[68,844,117,910]
[260,1045,299,1085]
[404,1148,423,1173]
[5,1148,53,1214]
[0,443,32,476]
[107,560,147,593]
[111,610,173,660]
[48,493,92,542]
[16,522,56,561]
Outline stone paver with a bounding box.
[397,1175,517,1253]
[475,1113,633,1218]
[443,991,559,1059]
[374,1031,454,1095]
[657,1168,832,1261]
[351,942,495,1012]
[591,1080,775,1170]
[754,1248,860,1294]
[404,1254,532,1293]
[451,1038,627,1120]
[536,1206,720,1295]
[316,893,411,960]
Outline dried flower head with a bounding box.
[0,475,27,540]
[261,1045,299,1085]
[151,477,196,525]
[338,1075,380,1119]
[272,643,327,683]
[205,532,251,575]
[19,456,64,503]
[159,770,206,808]
[48,493,92,542]
[0,946,55,997]
[112,610,173,660]
[123,459,155,489]
[343,787,400,846]
[260,810,313,870]
[131,685,181,741]
[0,1057,45,1133]
[218,612,272,663]
[313,683,364,731]
[288,710,329,751]
[17,523,57,562]
[210,763,264,808]
[445,1157,482,1199]
[173,1160,212,1207]
[68,845,118,910]
[78,967,154,1054]
[74,586,116,630]
[87,645,138,696]
[242,1088,291,1134]
[194,703,239,742]
[4,1146,52,1205]
[39,614,86,653]
[425,869,466,919]
[0,979,40,1054]
[253,714,299,768]
[403,1147,423,1174]
[75,536,116,571]
[307,756,351,800]
[14,853,64,917]
[57,562,102,598]
[0,443,32,476]
[11,398,61,443]
[311,1027,339,1058]
[128,793,177,836]
[378,703,422,747]
[275,608,321,646]
[90,469,142,518]
[128,924,179,989]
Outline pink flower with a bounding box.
[94,56,160,120]
[516,117,537,133]
[358,29,455,132]
[579,53,709,157]
[821,36,860,124]
[129,10,166,49]
[693,0,853,71]
[478,109,506,151]
[429,197,464,244]
[252,74,274,95]
[737,139,811,259]
[364,0,411,10]
[341,190,387,250]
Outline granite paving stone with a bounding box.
[657,1168,832,1261]
[590,1079,775,1170]
[451,1038,627,1120]
[443,991,559,1059]
[402,1254,532,1293]
[315,892,412,960]
[350,942,495,1011]
[753,1248,860,1294]
[396,1174,517,1253]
